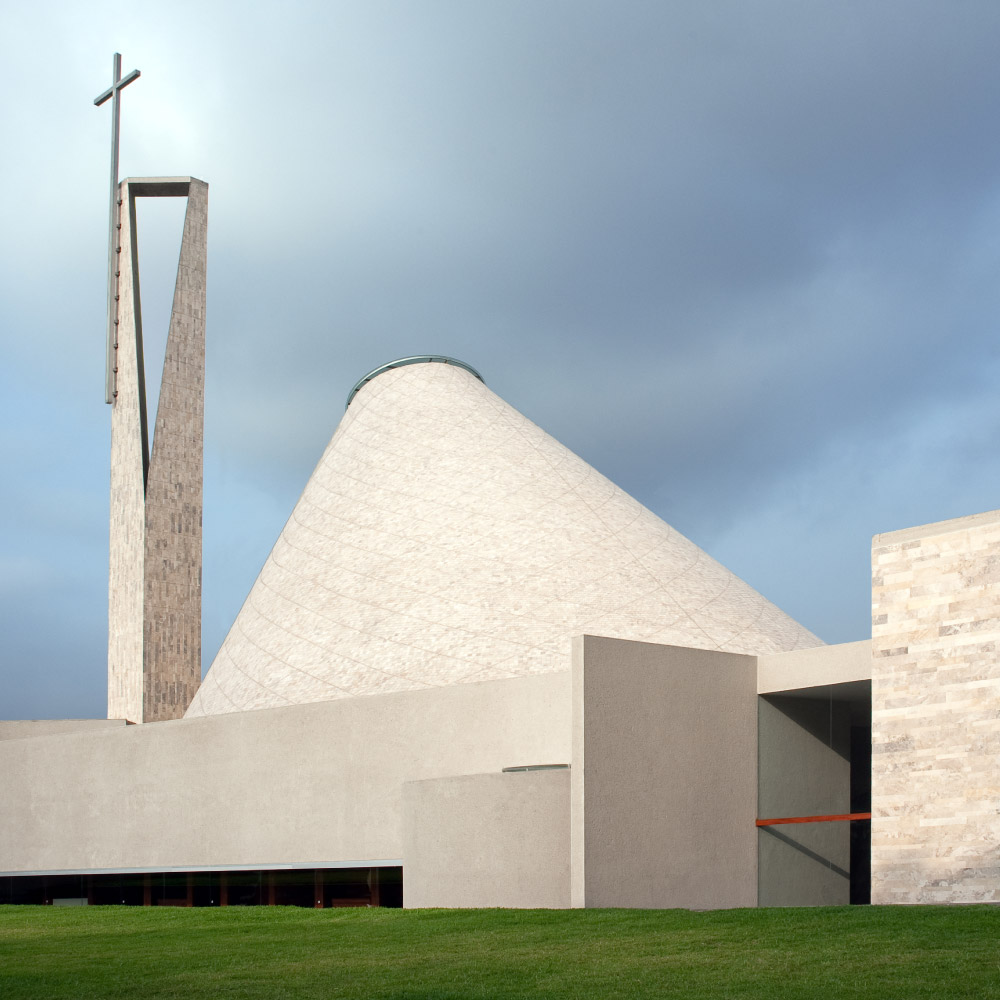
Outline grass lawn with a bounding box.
[1,904,998,999]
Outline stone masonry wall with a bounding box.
[871,509,1000,903]
[108,178,206,723]
[143,180,207,722]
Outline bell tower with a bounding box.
[106,177,208,722]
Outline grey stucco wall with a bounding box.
[571,635,758,909]
[402,770,570,908]
[0,672,570,874]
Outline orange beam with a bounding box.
[756,812,871,827]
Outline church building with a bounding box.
[2,175,998,909]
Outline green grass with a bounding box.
[1,905,998,999]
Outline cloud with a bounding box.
[4,1,1000,716]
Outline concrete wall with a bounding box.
[0,720,127,742]
[0,672,569,875]
[571,636,757,909]
[757,694,851,906]
[758,640,870,694]
[107,182,147,724]
[872,509,1000,904]
[403,770,570,908]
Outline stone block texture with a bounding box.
[108,178,206,723]
[871,509,1000,903]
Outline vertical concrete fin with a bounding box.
[143,179,207,721]
[570,635,587,908]
[108,185,146,723]
[572,635,758,909]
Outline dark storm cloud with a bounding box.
[2,1,1000,716]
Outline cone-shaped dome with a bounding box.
[187,359,820,717]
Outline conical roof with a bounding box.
[187,358,820,717]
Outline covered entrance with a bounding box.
[757,680,871,906]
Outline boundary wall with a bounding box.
[0,673,569,875]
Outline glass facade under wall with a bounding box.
[0,867,403,908]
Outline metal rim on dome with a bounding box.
[346,356,485,409]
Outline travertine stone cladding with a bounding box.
[143,179,207,722]
[108,178,207,723]
[188,361,820,718]
[871,509,1000,903]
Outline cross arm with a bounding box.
[94,68,141,107]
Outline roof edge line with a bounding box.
[346,356,484,409]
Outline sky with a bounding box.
[2,1,1000,720]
